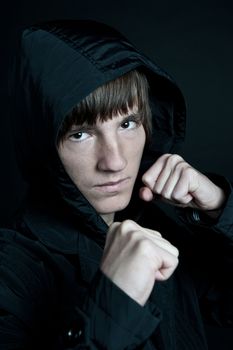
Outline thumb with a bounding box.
[139,186,154,202]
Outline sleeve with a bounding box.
[73,269,162,350]
[0,229,161,350]
[177,175,233,327]
[0,230,61,349]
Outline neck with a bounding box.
[101,213,115,226]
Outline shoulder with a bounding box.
[0,228,55,280]
[0,229,67,347]
[0,228,58,325]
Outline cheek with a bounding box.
[125,133,145,173]
[59,150,89,185]
[132,129,146,157]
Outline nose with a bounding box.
[97,136,127,172]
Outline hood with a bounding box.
[11,20,186,239]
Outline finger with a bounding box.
[171,169,196,204]
[108,221,121,233]
[142,153,171,189]
[142,154,185,197]
[159,161,190,200]
[145,228,162,238]
[154,257,179,281]
[159,168,180,200]
[126,221,162,239]
[153,238,179,257]
[140,226,162,239]
[140,227,179,257]
[154,155,185,194]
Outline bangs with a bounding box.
[58,69,152,141]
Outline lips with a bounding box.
[94,178,130,193]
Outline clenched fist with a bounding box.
[100,220,179,306]
[140,153,226,211]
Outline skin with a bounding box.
[140,153,226,212]
[58,109,146,226]
[58,111,226,306]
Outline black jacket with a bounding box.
[0,20,233,349]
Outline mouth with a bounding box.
[94,178,130,193]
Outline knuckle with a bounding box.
[167,154,183,167]
[174,160,187,172]
[109,221,121,231]
[173,246,179,258]
[173,153,183,161]
[161,153,172,160]
[121,219,136,232]
[150,229,162,237]
[136,238,153,254]
[182,165,195,177]
[127,229,140,243]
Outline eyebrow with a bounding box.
[126,112,141,119]
[69,123,94,131]
[69,111,141,130]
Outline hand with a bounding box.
[140,153,226,211]
[100,220,179,306]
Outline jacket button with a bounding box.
[64,326,84,347]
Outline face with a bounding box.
[57,108,146,225]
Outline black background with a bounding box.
[1,1,233,348]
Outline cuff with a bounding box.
[82,269,162,349]
[178,176,233,237]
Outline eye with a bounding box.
[69,131,90,142]
[120,119,138,130]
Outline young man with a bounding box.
[0,20,232,349]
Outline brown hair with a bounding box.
[57,69,152,142]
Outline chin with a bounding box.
[93,194,132,215]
